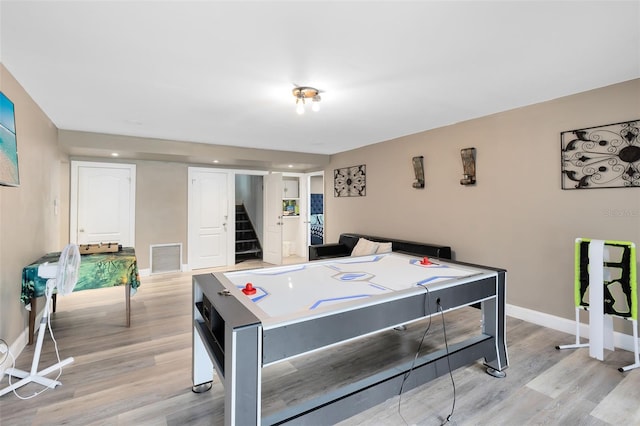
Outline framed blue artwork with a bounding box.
[0,91,19,187]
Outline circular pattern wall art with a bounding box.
[561,120,639,189]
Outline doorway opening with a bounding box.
[235,174,264,263]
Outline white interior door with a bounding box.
[70,161,136,247]
[188,168,229,269]
[263,173,283,265]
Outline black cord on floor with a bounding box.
[438,301,456,425]
[396,289,458,425]
[397,284,432,425]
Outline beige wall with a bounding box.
[326,79,640,326]
[58,129,330,172]
[135,160,188,268]
[0,64,65,345]
[310,175,324,194]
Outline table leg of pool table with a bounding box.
[28,296,57,345]
[28,298,36,345]
[126,284,131,327]
[29,296,56,345]
[224,323,261,426]
[481,273,508,374]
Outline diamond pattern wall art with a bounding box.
[334,165,366,197]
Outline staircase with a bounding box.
[235,204,263,263]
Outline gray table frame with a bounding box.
[192,256,508,425]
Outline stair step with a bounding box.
[236,248,262,255]
[234,204,262,263]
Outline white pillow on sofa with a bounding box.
[351,238,379,256]
[376,242,393,254]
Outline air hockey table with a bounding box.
[192,252,508,425]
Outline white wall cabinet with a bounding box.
[281,175,305,257]
[283,178,299,199]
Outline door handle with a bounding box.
[79,228,85,232]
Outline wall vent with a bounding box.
[150,243,182,274]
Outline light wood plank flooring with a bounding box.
[1,261,639,425]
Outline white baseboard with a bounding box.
[506,303,638,353]
[0,326,30,378]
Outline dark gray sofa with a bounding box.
[308,233,452,261]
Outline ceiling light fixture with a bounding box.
[293,86,321,115]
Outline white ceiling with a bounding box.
[1,1,639,157]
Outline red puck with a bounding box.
[242,283,257,295]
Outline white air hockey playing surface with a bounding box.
[193,251,508,425]
[222,252,484,318]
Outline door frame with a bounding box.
[70,160,136,246]
[305,171,325,248]
[262,172,284,265]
